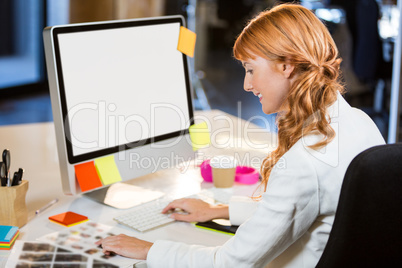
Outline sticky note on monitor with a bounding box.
[94,155,122,185]
[177,26,196,57]
[74,161,103,192]
[189,122,211,151]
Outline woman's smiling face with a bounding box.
[242,56,294,115]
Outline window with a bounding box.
[0,0,69,91]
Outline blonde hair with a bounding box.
[233,4,344,191]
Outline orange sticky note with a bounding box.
[49,211,88,227]
[74,161,103,192]
[177,26,196,57]
[94,155,122,185]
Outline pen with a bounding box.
[35,198,59,215]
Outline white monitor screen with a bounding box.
[52,18,193,163]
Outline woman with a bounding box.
[96,4,385,267]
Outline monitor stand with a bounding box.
[83,182,164,209]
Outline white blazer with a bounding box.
[147,92,385,267]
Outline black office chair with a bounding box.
[316,143,402,268]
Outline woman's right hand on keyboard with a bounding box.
[162,198,229,222]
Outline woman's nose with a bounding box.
[243,78,252,92]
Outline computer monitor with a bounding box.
[43,16,195,207]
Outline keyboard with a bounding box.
[114,198,174,232]
[113,188,234,232]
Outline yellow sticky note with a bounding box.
[189,122,211,151]
[94,155,122,185]
[177,26,196,57]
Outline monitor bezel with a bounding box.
[50,16,194,164]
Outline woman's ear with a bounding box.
[280,63,295,79]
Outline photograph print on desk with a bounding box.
[37,221,140,267]
[6,241,121,267]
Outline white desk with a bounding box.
[0,110,276,266]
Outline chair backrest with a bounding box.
[316,144,402,268]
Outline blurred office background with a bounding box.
[0,0,400,141]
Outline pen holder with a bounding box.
[0,180,29,228]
